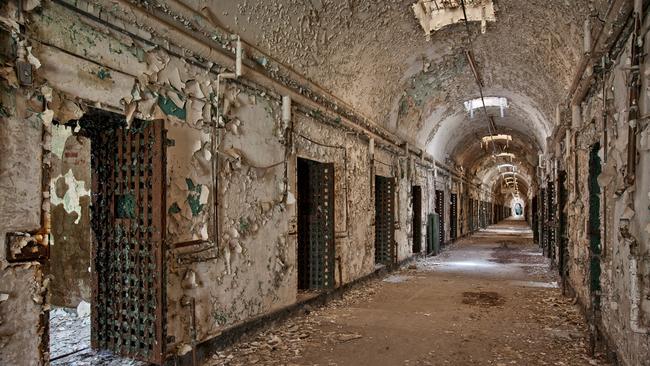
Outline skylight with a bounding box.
[464,97,508,118]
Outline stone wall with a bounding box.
[555,19,650,366]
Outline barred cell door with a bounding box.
[297,158,336,289]
[532,196,539,244]
[546,182,556,260]
[89,116,166,364]
[539,189,546,250]
[468,199,473,231]
[435,190,445,246]
[450,193,457,241]
[412,186,422,253]
[375,176,395,265]
[558,171,569,288]
[588,143,602,310]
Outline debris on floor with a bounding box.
[49,306,90,360]
[382,274,413,283]
[49,306,146,366]
[206,220,610,366]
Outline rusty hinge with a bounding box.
[5,231,49,263]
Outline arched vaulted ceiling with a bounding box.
[191,0,606,194]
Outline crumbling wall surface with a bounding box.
[49,125,92,307]
[293,112,375,281]
[0,89,48,364]
[561,27,650,366]
[166,88,295,353]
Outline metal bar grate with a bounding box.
[297,159,336,289]
[450,194,457,240]
[90,118,166,364]
[435,190,445,246]
[375,176,395,265]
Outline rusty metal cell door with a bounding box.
[450,193,457,241]
[545,181,556,260]
[588,143,602,310]
[375,176,395,265]
[89,117,166,364]
[435,190,445,246]
[411,186,422,253]
[297,158,336,289]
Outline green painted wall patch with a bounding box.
[168,202,181,215]
[97,68,112,80]
[185,178,204,216]
[158,95,187,120]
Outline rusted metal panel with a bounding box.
[435,190,445,245]
[412,186,422,253]
[450,193,457,241]
[89,117,166,364]
[297,158,336,289]
[374,176,395,265]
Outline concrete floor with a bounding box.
[209,218,609,366]
[49,307,145,365]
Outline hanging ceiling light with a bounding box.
[494,152,515,159]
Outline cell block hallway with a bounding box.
[0,1,648,365]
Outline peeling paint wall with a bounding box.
[49,125,92,307]
[0,88,48,365]
[553,22,650,366]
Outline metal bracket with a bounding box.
[16,61,33,86]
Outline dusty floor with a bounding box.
[49,307,145,365]
[208,218,609,366]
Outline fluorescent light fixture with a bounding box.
[464,97,508,118]
[495,152,515,159]
[498,164,515,170]
[482,134,512,144]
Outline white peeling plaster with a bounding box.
[51,124,73,159]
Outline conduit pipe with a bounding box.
[212,36,242,243]
[626,0,648,335]
[161,0,389,142]
[569,0,634,106]
[629,256,649,334]
[113,0,402,150]
[625,2,643,187]
[99,0,398,149]
[81,1,482,189]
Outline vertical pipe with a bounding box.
[282,95,292,125]
[602,75,608,258]
[583,18,592,54]
[235,37,242,77]
[626,10,641,186]
[571,104,582,129]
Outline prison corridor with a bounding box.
[208,219,607,366]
